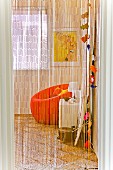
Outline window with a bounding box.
[12,9,48,70]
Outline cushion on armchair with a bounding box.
[53,87,62,96]
[58,89,68,95]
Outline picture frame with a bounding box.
[52,29,80,66]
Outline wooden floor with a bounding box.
[15,114,98,170]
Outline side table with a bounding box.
[59,99,79,129]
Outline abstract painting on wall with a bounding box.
[53,31,80,66]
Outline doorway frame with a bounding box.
[1,0,113,169]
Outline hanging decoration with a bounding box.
[84,112,90,121]
[80,1,91,149]
[81,34,90,43]
[80,1,98,150]
[90,75,95,84]
[87,3,92,8]
[90,58,97,88]
[87,129,91,137]
[87,44,90,50]
[80,23,89,30]
[84,140,90,149]
[91,84,97,89]
[81,12,89,19]
[90,65,97,73]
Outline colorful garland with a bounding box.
[81,2,97,149]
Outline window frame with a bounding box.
[12,8,48,70]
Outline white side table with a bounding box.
[59,99,79,128]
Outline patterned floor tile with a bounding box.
[15,115,98,170]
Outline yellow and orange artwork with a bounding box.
[54,31,77,62]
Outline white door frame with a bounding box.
[98,0,113,169]
[0,0,113,170]
[0,0,14,170]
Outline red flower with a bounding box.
[84,140,90,148]
[90,75,95,83]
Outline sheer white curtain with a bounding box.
[12,4,49,115]
[0,0,14,170]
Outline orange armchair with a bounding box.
[30,84,72,125]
